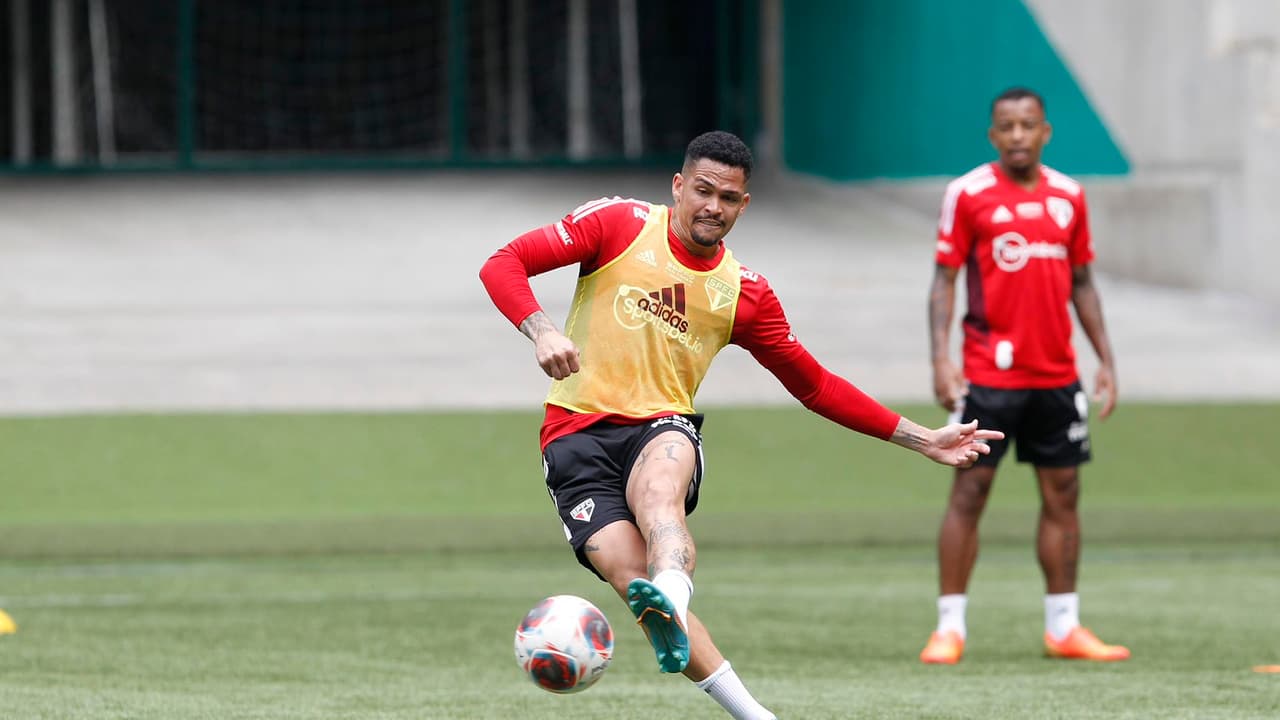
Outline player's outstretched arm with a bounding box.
[889,418,1004,468]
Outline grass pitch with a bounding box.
[0,404,1277,718]
[2,544,1278,719]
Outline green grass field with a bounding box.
[1,405,1278,719]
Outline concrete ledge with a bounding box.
[1086,176,1219,289]
[859,173,1226,293]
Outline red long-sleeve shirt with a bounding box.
[480,197,901,449]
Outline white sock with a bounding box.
[695,661,777,720]
[936,594,968,638]
[1045,592,1080,641]
[652,569,693,629]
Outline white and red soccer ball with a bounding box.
[514,594,614,694]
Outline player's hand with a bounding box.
[1094,364,1117,420]
[925,420,1005,468]
[891,418,1004,468]
[534,330,581,380]
[932,359,967,412]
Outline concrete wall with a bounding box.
[1021,0,1279,302]
[779,0,1128,179]
[766,0,1278,304]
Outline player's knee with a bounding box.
[1041,470,1080,508]
[628,474,689,515]
[1042,482,1080,514]
[951,493,986,518]
[951,477,993,515]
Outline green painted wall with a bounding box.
[782,0,1128,180]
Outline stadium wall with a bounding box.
[1022,0,1280,304]
[779,0,1128,180]
[773,0,1280,305]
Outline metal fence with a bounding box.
[2,0,759,173]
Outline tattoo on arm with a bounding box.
[890,418,929,452]
[518,311,559,342]
[928,267,957,361]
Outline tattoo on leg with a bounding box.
[665,546,691,570]
[636,436,689,469]
[660,439,689,461]
[647,520,693,575]
[649,521,689,545]
[584,542,600,553]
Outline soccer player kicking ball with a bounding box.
[921,87,1128,665]
[481,131,1003,719]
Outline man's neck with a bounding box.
[999,161,1041,191]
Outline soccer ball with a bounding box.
[514,594,614,694]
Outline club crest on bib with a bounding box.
[704,276,737,312]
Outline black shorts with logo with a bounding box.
[541,414,705,579]
[955,382,1092,468]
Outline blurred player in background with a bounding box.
[920,87,1127,664]
[481,130,1003,719]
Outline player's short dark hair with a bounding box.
[683,131,753,180]
[990,86,1046,116]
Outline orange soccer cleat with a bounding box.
[920,630,965,664]
[1044,627,1130,661]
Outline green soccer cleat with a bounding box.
[627,578,689,673]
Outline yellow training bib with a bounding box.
[546,204,741,417]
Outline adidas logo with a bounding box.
[636,283,689,333]
[646,284,686,313]
[613,282,705,353]
[992,205,1014,224]
[636,248,658,267]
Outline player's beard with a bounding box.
[690,218,723,247]
[1003,149,1037,174]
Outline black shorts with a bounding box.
[954,382,1092,468]
[541,414,705,579]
